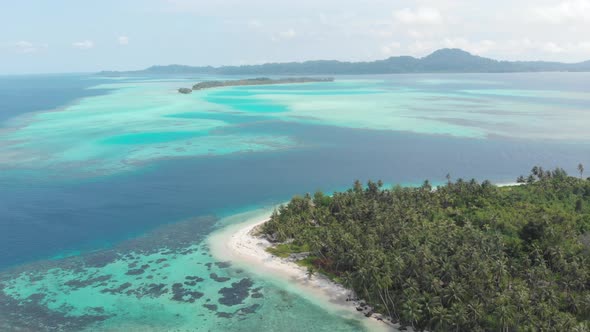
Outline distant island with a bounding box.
[255,166,590,331]
[178,77,333,94]
[100,48,590,76]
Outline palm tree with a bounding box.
[531,166,539,177]
[578,163,584,179]
[401,299,422,329]
[430,305,452,331]
[261,171,590,331]
[494,294,516,332]
[449,302,468,332]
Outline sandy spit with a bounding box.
[208,210,398,332]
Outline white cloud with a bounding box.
[534,41,590,55]
[118,36,129,45]
[540,42,565,53]
[279,28,297,39]
[72,40,94,50]
[14,40,39,53]
[532,0,590,23]
[441,38,497,55]
[393,7,442,25]
[406,40,438,56]
[272,28,297,42]
[247,19,262,28]
[381,41,401,56]
[380,38,498,58]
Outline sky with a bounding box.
[1,0,590,74]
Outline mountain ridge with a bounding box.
[99,48,590,76]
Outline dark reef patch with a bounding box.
[0,215,218,329]
[211,303,261,320]
[237,303,261,315]
[203,304,218,311]
[214,261,231,269]
[218,278,254,306]
[209,273,230,283]
[0,288,113,331]
[89,307,106,314]
[171,283,204,303]
[124,283,169,299]
[82,251,119,268]
[178,248,197,255]
[125,268,144,276]
[29,275,44,282]
[125,264,149,276]
[184,275,205,286]
[142,283,168,298]
[100,282,132,295]
[26,293,46,303]
[64,274,112,290]
[185,275,205,282]
[216,312,233,318]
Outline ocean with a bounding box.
[1,73,589,331]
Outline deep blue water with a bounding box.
[0,74,108,122]
[1,74,590,269]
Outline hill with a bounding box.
[99,49,590,76]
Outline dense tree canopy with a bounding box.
[262,167,590,331]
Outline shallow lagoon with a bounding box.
[1,73,590,331]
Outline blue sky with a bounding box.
[2,0,590,74]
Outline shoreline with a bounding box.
[208,210,397,332]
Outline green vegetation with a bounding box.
[266,243,310,258]
[261,167,590,331]
[177,88,192,94]
[99,49,590,76]
[189,77,333,91]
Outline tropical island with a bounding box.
[236,166,590,331]
[178,77,334,93]
[100,49,590,76]
[177,87,193,94]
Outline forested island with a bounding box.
[100,49,590,76]
[261,167,590,331]
[178,77,333,93]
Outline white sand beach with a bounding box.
[208,210,398,332]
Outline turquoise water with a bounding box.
[102,131,208,145]
[1,73,590,331]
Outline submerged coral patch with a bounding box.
[64,274,112,290]
[218,278,254,306]
[171,283,204,303]
[210,273,231,282]
[125,268,144,275]
[100,282,132,295]
[214,261,232,269]
[203,303,218,311]
[184,275,205,286]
